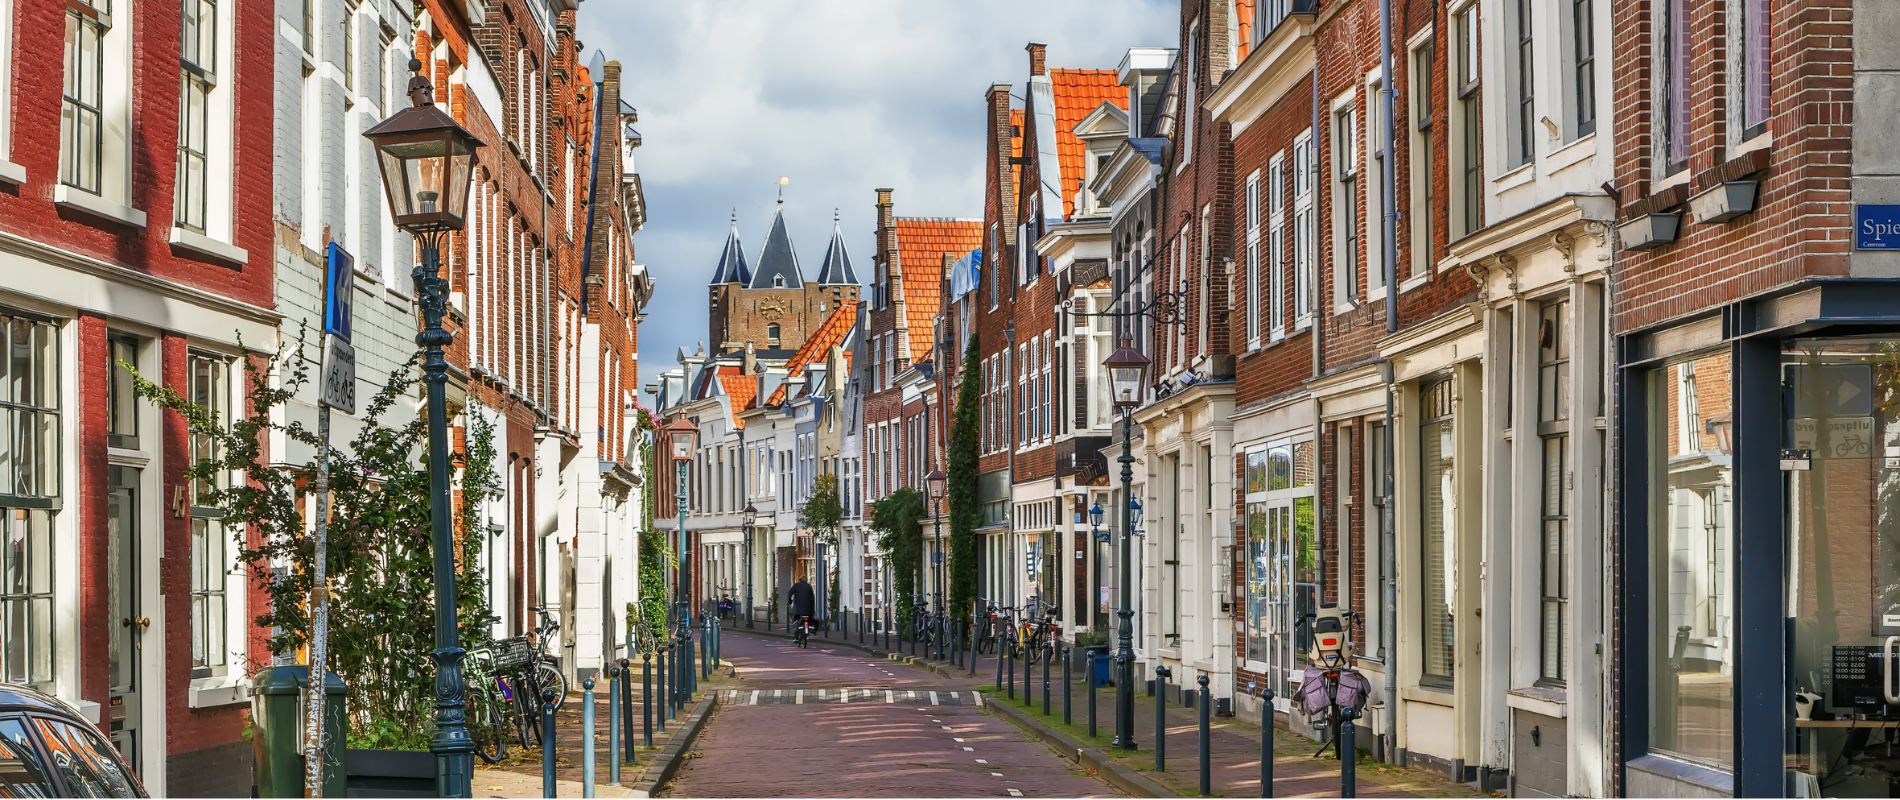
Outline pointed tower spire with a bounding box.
[749,203,805,289]
[710,209,751,285]
[816,209,858,286]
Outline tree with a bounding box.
[869,487,925,632]
[632,409,669,637]
[946,335,982,625]
[131,332,500,751]
[800,472,845,616]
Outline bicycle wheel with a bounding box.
[511,676,541,748]
[469,690,507,764]
[536,660,567,710]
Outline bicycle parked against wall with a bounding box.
[463,619,516,764]
[508,606,569,747]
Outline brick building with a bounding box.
[1605,0,1898,796]
[0,0,276,793]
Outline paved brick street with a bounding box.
[664,631,1121,798]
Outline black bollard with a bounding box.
[1042,643,1051,716]
[1063,645,1072,725]
[1155,665,1171,772]
[1199,675,1212,797]
[620,658,635,763]
[1006,644,1015,700]
[1258,684,1274,798]
[1340,707,1358,798]
[643,652,655,745]
[1087,649,1100,738]
[541,688,557,798]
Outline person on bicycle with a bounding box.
[788,578,816,640]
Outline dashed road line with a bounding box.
[929,691,939,705]
[749,690,760,705]
[795,689,804,704]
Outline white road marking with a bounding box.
[942,726,953,731]
[907,691,917,700]
[796,689,804,704]
[990,772,1004,777]
[975,758,988,764]
[749,691,760,705]
[774,689,782,698]
[884,690,895,703]
[929,691,940,705]
[954,738,965,742]
[973,692,985,707]
[818,688,827,698]
[1008,789,1023,796]
[963,746,974,751]
[951,692,960,699]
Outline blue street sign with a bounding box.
[325,243,355,343]
[1854,204,1900,250]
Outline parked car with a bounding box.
[0,684,144,797]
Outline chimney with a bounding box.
[1026,42,1048,77]
[987,84,1017,240]
[743,341,757,375]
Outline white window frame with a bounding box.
[1364,71,1387,300]
[1331,90,1360,312]
[57,0,145,227]
[1292,131,1315,328]
[1450,1,1483,240]
[1268,153,1286,340]
[1245,170,1262,349]
[1408,31,1436,280]
[0,0,22,183]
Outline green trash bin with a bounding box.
[251,665,348,798]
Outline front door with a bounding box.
[106,465,144,775]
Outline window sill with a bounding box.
[0,159,25,185]
[1399,272,1430,293]
[55,185,147,229]
[1492,161,1536,192]
[1505,685,1566,718]
[169,227,249,265]
[188,675,251,709]
[1399,685,1455,707]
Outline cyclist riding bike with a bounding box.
[787,578,817,647]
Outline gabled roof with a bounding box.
[896,218,983,362]
[748,204,805,289]
[716,365,758,427]
[815,212,858,286]
[764,300,859,406]
[1049,69,1126,220]
[710,212,751,285]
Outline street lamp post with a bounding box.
[664,417,699,704]
[742,503,758,628]
[364,59,484,799]
[1103,343,1150,751]
[926,469,947,659]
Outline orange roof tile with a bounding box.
[895,218,983,362]
[1235,0,1256,61]
[765,300,860,406]
[1010,109,1025,207]
[715,365,756,427]
[1049,70,1126,219]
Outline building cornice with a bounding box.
[1204,15,1318,135]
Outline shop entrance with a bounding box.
[1783,337,1900,796]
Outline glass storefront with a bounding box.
[1646,350,1735,769]
[1243,439,1316,700]
[1782,336,1900,797]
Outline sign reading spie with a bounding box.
[1855,204,1900,250]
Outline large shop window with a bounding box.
[1781,336,1900,795]
[1647,351,1732,768]
[0,314,60,692]
[1419,376,1456,688]
[1245,440,1316,699]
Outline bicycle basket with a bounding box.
[491,636,536,670]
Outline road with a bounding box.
[664,630,1121,798]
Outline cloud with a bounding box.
[575,0,1178,390]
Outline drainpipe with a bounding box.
[1382,0,1399,335]
[1378,357,1398,765]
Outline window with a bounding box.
[1292,133,1315,323]
[1334,103,1360,306]
[1735,0,1769,139]
[1367,420,1387,659]
[302,0,313,54]
[767,323,781,343]
[1410,40,1435,276]
[107,335,138,449]
[176,0,216,233]
[1268,155,1286,336]
[1514,0,1536,166]
[1536,299,1570,685]
[1454,7,1482,237]
[1245,170,1261,346]
[1573,0,1597,137]
[0,314,60,692]
[61,0,109,194]
[1419,376,1456,687]
[341,1,355,94]
[1365,80,1386,298]
[1647,351,1732,767]
[1182,23,1198,167]
[1243,439,1317,696]
[1659,0,1690,175]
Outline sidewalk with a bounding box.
[474,649,734,798]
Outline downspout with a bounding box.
[1378,0,1402,765]
[1382,0,1399,334]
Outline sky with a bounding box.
[573,0,1178,392]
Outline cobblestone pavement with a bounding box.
[664,631,1121,798]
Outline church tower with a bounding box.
[708,194,861,358]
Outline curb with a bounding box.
[628,694,718,798]
[984,696,1176,798]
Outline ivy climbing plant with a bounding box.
[869,487,925,634]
